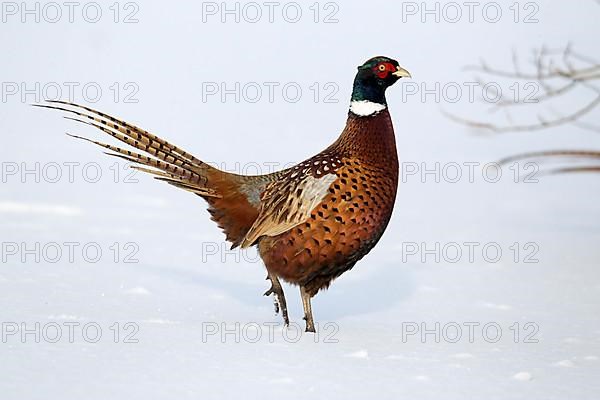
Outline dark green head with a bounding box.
[351,56,411,106]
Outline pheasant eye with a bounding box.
[378,64,386,71]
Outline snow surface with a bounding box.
[1,1,600,399]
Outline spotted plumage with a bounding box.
[38,56,411,332]
[257,108,401,297]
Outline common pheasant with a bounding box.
[38,56,411,332]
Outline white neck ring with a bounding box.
[349,100,386,116]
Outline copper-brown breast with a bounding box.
[258,156,398,295]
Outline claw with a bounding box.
[303,315,316,333]
[263,285,280,314]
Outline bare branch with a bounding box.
[499,150,600,165]
[492,80,578,109]
[548,166,600,174]
[499,150,600,178]
[444,93,600,133]
[449,45,600,134]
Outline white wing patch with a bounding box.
[240,172,337,248]
[292,174,337,221]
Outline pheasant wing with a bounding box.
[240,164,337,248]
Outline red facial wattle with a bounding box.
[373,62,396,78]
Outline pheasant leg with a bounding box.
[300,286,316,333]
[264,273,289,326]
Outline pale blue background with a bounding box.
[1,1,599,399]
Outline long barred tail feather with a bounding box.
[39,100,204,165]
[35,101,222,198]
[37,100,264,247]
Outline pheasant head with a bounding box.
[350,56,411,116]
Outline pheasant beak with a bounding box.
[392,66,412,78]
